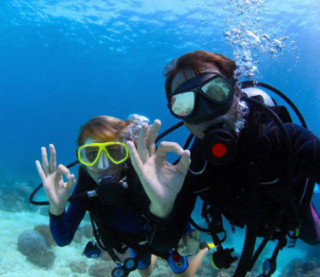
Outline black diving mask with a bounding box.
[168,73,235,124]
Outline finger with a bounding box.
[41,147,50,175]
[57,164,75,192]
[127,141,144,177]
[52,165,63,188]
[137,123,150,163]
[66,173,76,193]
[176,150,191,175]
[146,119,161,156]
[156,141,184,162]
[57,164,71,180]
[35,160,46,183]
[49,144,57,173]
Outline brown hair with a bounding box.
[164,50,237,100]
[77,116,130,146]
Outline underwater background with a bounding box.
[0,0,320,276]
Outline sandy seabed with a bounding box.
[0,210,145,277]
[0,209,308,277]
[0,209,199,277]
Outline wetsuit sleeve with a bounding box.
[284,123,320,182]
[49,196,86,246]
[147,177,197,254]
[278,123,320,245]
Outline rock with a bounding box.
[18,229,47,256]
[17,229,55,268]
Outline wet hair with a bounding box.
[164,50,237,100]
[77,116,129,146]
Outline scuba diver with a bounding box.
[34,115,210,277]
[127,50,320,277]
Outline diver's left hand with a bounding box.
[127,119,191,218]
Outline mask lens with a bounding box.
[105,144,128,163]
[171,91,195,117]
[201,76,233,103]
[79,146,100,165]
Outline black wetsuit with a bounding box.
[186,104,320,245]
[50,165,193,260]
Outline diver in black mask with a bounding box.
[127,50,320,277]
[167,64,246,168]
[167,70,239,165]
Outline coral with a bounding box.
[305,245,320,265]
[153,273,173,277]
[217,272,232,277]
[18,229,47,256]
[34,224,56,246]
[88,261,115,277]
[100,251,113,261]
[281,258,320,277]
[28,250,55,269]
[69,261,88,273]
[39,207,50,216]
[17,229,55,268]
[80,224,93,239]
[0,182,38,212]
[73,229,83,244]
[209,258,259,277]
[196,266,214,276]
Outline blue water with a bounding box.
[1,0,320,275]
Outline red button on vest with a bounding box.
[172,252,181,262]
[211,143,227,157]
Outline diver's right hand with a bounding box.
[127,120,190,219]
[35,144,76,216]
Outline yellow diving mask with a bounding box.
[78,142,129,168]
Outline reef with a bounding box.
[34,224,56,247]
[0,181,38,212]
[17,229,55,268]
[69,260,88,274]
[80,223,93,238]
[281,257,320,276]
[88,261,115,277]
